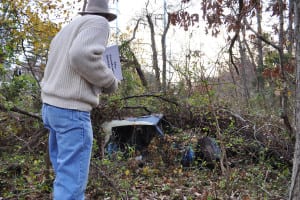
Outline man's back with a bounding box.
[41,15,117,111]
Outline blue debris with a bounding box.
[106,142,119,155]
[209,137,221,160]
[181,146,195,167]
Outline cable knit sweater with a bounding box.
[41,15,118,112]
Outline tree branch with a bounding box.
[125,18,142,44]
[0,103,41,121]
[244,19,281,51]
[121,94,179,106]
[123,106,152,114]
[228,0,245,76]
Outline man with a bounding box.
[41,0,118,199]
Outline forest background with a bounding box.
[1,0,300,199]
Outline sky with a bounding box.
[56,0,227,77]
[110,0,226,61]
[59,0,225,59]
[52,0,286,80]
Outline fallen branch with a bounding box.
[123,106,152,114]
[0,103,41,121]
[19,128,48,152]
[121,94,179,106]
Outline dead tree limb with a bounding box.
[161,12,171,92]
[125,18,142,44]
[123,106,152,114]
[0,103,41,121]
[119,19,148,88]
[121,94,179,106]
[228,0,245,76]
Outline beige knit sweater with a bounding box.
[41,15,118,111]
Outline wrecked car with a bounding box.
[101,114,165,155]
[101,114,221,169]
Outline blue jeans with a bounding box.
[42,103,93,200]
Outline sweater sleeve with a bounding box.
[68,19,118,91]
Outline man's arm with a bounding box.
[69,19,117,91]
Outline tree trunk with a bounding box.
[120,43,148,88]
[131,50,148,88]
[121,19,148,88]
[238,35,250,106]
[287,0,294,54]
[146,14,161,91]
[289,1,300,199]
[82,0,87,12]
[256,1,265,91]
[278,0,293,136]
[161,11,170,93]
[228,61,239,98]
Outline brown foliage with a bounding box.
[262,63,295,79]
[169,11,199,31]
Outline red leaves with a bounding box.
[262,64,295,79]
[267,1,287,16]
[169,11,199,31]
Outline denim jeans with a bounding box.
[42,103,93,200]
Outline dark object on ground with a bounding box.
[6,164,22,177]
[195,136,221,169]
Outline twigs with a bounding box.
[90,161,123,198]
[122,106,152,114]
[219,108,293,166]
[19,128,48,152]
[218,108,248,123]
[121,94,179,106]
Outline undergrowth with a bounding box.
[0,130,292,200]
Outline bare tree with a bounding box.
[289,1,300,199]
[278,0,293,136]
[287,0,295,54]
[256,1,265,92]
[145,0,161,91]
[243,0,293,136]
[121,19,148,88]
[161,8,170,93]
[238,24,250,105]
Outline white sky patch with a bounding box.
[113,0,225,55]
[56,0,227,79]
[57,0,224,61]
[110,0,227,79]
